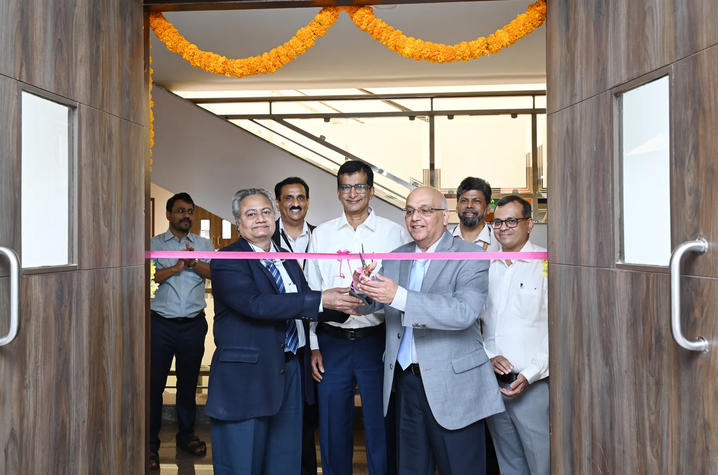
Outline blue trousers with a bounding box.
[149,311,207,452]
[211,356,304,475]
[317,330,388,475]
[395,369,486,475]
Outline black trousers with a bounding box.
[149,310,208,452]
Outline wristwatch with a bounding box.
[188,258,198,268]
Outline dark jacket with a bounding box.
[207,237,344,422]
[271,219,316,253]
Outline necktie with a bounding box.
[397,259,427,370]
[264,260,298,354]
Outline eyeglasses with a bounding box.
[404,207,446,217]
[338,184,371,194]
[492,217,531,229]
[243,208,274,220]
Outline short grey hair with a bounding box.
[231,188,275,221]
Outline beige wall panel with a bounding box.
[672,44,718,277]
[547,93,615,268]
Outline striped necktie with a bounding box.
[264,260,298,354]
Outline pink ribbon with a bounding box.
[146,250,548,261]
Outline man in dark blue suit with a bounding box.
[208,188,364,475]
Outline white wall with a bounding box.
[152,86,406,227]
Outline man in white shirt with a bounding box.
[452,176,499,252]
[272,176,318,475]
[305,160,410,475]
[481,195,549,475]
[272,177,315,266]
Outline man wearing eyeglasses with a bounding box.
[355,186,504,475]
[305,160,410,475]
[481,195,549,475]
[453,176,499,252]
[149,192,214,470]
[207,188,363,475]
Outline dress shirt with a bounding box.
[452,223,499,252]
[151,230,214,318]
[305,208,411,350]
[278,218,311,253]
[480,240,548,384]
[249,241,306,350]
[389,238,441,365]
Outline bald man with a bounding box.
[356,187,504,475]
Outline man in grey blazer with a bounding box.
[356,186,504,475]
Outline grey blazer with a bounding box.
[369,230,504,430]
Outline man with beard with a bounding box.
[453,177,499,252]
[273,177,315,269]
[272,176,318,475]
[149,192,214,471]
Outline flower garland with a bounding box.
[346,0,547,63]
[149,50,155,172]
[149,2,546,76]
[148,8,340,78]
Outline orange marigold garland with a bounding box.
[346,0,546,63]
[149,50,155,172]
[149,8,340,78]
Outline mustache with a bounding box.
[289,206,303,211]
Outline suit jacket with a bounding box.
[207,237,344,422]
[271,219,315,252]
[365,231,504,430]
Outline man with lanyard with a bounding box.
[273,176,315,269]
[149,192,214,471]
[272,176,318,475]
[305,160,410,475]
[453,176,499,252]
[452,176,501,473]
[481,195,549,475]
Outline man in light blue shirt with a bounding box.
[149,192,214,471]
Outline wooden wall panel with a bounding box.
[548,0,718,114]
[0,1,20,78]
[547,92,614,267]
[10,0,145,124]
[78,107,146,269]
[0,75,19,277]
[80,266,145,475]
[546,1,610,114]
[672,44,718,277]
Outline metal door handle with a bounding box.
[670,238,709,352]
[0,246,20,347]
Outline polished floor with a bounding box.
[157,408,370,475]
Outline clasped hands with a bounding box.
[490,355,528,397]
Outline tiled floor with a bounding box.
[157,408,370,475]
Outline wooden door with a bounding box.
[0,1,147,473]
[547,1,718,473]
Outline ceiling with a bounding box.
[150,0,546,91]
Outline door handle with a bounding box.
[0,246,20,347]
[669,238,709,353]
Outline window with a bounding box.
[619,76,671,266]
[21,91,75,269]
